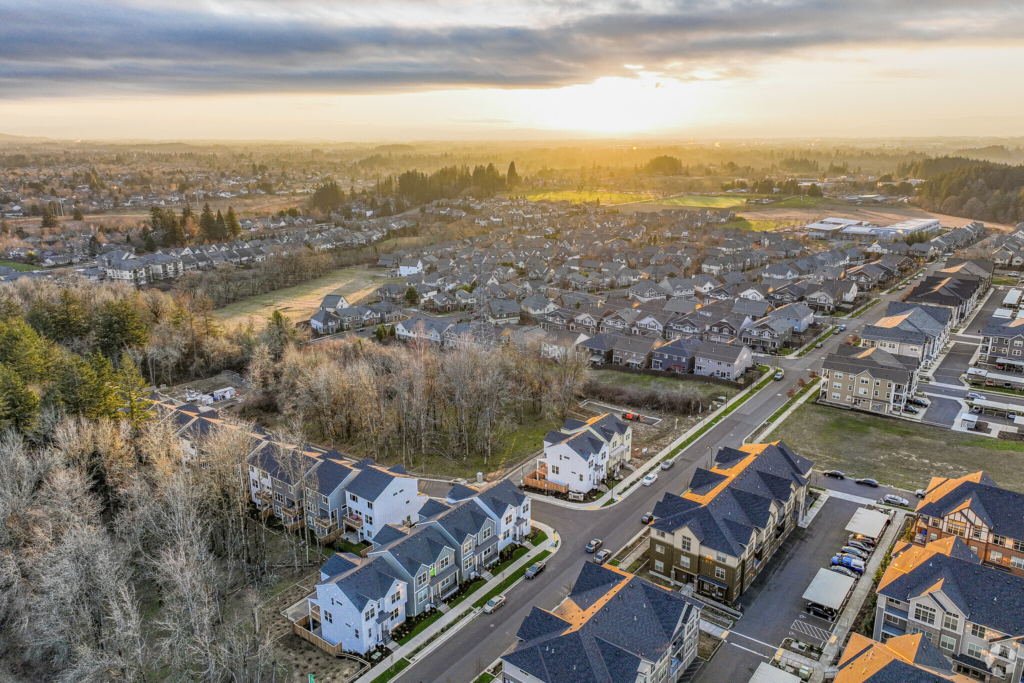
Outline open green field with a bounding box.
[718,217,803,232]
[0,260,39,272]
[647,194,758,209]
[591,369,740,402]
[520,189,652,205]
[213,267,402,326]
[744,195,834,210]
[771,403,1024,492]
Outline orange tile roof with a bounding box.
[915,471,987,511]
[681,441,780,505]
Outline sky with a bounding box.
[3,0,1024,141]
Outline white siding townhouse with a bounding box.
[538,413,632,494]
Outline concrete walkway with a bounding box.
[810,510,907,683]
[350,521,560,683]
[525,370,775,510]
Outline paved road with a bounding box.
[398,269,941,683]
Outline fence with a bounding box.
[523,470,569,494]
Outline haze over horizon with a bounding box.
[4,0,1024,140]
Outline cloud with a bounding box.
[449,118,516,124]
[2,0,1024,97]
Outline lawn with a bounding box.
[744,195,833,210]
[213,267,402,326]
[0,260,38,272]
[771,403,1024,492]
[520,189,652,205]
[370,658,410,683]
[591,369,740,402]
[718,217,802,232]
[647,195,756,209]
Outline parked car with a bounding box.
[661,458,675,470]
[833,328,841,335]
[832,555,866,574]
[641,512,655,524]
[822,470,845,479]
[524,561,546,579]
[840,546,869,560]
[774,370,785,381]
[855,478,879,487]
[585,539,603,553]
[849,534,876,548]
[806,603,836,621]
[449,477,467,485]
[815,342,823,349]
[882,494,910,507]
[594,549,612,565]
[829,565,859,579]
[839,325,847,332]
[915,488,927,498]
[483,595,507,614]
[908,398,929,407]
[642,473,658,486]
[903,406,919,414]
[846,540,872,554]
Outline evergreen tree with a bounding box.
[180,203,194,228]
[0,319,51,383]
[263,309,296,359]
[507,161,520,189]
[405,286,419,303]
[0,364,39,431]
[46,351,120,420]
[375,323,386,341]
[225,206,242,238]
[199,203,218,241]
[162,210,185,247]
[149,206,163,232]
[144,231,156,251]
[41,207,59,229]
[215,210,227,240]
[388,323,396,337]
[26,289,91,343]
[94,299,150,358]
[114,353,152,431]
[72,207,84,221]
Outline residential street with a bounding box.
[399,263,950,683]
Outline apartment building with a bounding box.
[647,442,813,603]
[819,345,920,415]
[836,633,973,683]
[860,306,949,364]
[501,563,703,683]
[913,471,1024,577]
[978,315,1024,370]
[873,536,1024,682]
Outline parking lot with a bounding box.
[695,497,864,683]
[929,341,976,386]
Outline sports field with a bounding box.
[519,189,651,205]
[213,268,402,326]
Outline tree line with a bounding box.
[149,203,242,248]
[914,159,1024,225]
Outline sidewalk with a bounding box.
[350,522,560,683]
[525,369,775,510]
[810,510,907,683]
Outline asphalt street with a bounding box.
[397,263,951,683]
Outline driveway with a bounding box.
[921,396,963,427]
[930,342,976,386]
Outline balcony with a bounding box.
[314,516,336,529]
[343,514,364,529]
[254,489,273,504]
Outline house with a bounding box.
[740,317,793,353]
[803,282,843,312]
[319,294,351,313]
[872,535,1024,682]
[819,346,919,415]
[485,299,521,325]
[647,442,813,602]
[651,336,702,373]
[906,276,981,324]
[611,335,665,368]
[539,329,590,360]
[501,563,703,683]
[694,341,752,380]
[539,414,632,493]
[342,459,426,542]
[912,471,1024,578]
[836,633,974,683]
[520,296,557,317]
[577,332,624,364]
[398,258,424,276]
[769,302,816,333]
[629,281,666,303]
[305,554,407,655]
[310,309,342,335]
[860,307,948,364]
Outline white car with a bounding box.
[483,595,506,614]
[882,494,910,507]
[966,392,983,401]
[642,473,659,486]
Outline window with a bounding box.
[482,527,492,540]
[940,635,956,652]
[1011,556,1024,570]
[990,551,1003,563]
[991,534,1005,546]
[365,607,375,620]
[365,515,373,526]
[1014,539,1024,553]
[832,393,841,400]
[947,520,967,537]
[367,501,373,510]
[833,382,842,389]
[654,560,664,572]
[714,567,726,581]
[716,551,727,563]
[354,629,359,638]
[504,514,513,524]
[970,624,985,639]
[416,573,428,587]
[392,609,399,620]
[679,557,690,569]
[579,474,583,482]
[914,604,936,625]
[930,518,941,528]
[835,372,843,379]
[438,555,450,571]
[349,493,358,502]
[680,537,691,552]
[551,466,559,475]
[655,544,665,554]
[943,613,959,631]
[860,378,869,384]
[884,613,902,625]
[967,643,984,659]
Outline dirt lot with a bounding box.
[590,369,740,404]
[771,403,1024,492]
[213,267,402,327]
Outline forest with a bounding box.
[913,158,1024,225]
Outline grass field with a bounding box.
[744,196,834,210]
[0,260,39,272]
[519,189,651,205]
[771,403,1024,492]
[718,217,803,232]
[647,195,757,208]
[213,267,402,326]
[591,370,740,402]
